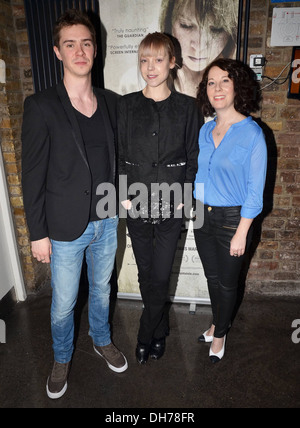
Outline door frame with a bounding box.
[0,147,26,302]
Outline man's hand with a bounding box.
[31,237,52,263]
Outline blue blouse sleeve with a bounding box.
[241,126,267,219]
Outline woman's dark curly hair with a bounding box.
[197,58,262,117]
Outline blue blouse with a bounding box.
[194,116,267,219]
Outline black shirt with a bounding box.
[74,105,111,221]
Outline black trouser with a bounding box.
[193,205,253,338]
[127,216,182,345]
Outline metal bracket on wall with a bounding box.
[0,59,6,84]
[236,0,251,64]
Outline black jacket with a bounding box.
[21,80,119,242]
[118,91,202,201]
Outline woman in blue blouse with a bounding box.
[194,58,267,363]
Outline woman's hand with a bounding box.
[230,217,253,257]
[121,200,132,210]
[230,232,247,258]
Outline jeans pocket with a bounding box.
[222,206,241,229]
[222,225,237,230]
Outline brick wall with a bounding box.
[247,0,300,295]
[0,0,49,293]
[0,0,299,296]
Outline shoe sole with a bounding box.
[198,336,213,343]
[149,351,165,360]
[93,346,128,373]
[46,378,67,400]
[136,358,148,365]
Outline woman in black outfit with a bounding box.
[118,32,202,364]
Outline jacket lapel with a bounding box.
[56,80,90,170]
[95,91,116,181]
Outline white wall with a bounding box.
[0,200,15,300]
[0,147,26,302]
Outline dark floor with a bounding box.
[0,283,299,409]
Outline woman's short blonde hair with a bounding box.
[138,32,175,63]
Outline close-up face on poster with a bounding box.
[99,0,239,97]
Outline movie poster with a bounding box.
[99,0,239,303]
[99,0,161,95]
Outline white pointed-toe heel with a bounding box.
[209,335,226,364]
[198,329,214,343]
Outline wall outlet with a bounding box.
[250,54,265,81]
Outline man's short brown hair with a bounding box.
[53,9,96,48]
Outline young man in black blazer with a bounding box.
[22,9,127,400]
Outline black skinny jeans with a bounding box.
[193,205,253,338]
[127,216,182,345]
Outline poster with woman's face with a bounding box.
[99,0,239,97]
[100,0,239,301]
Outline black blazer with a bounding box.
[21,80,119,242]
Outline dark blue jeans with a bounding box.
[193,205,253,338]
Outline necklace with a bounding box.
[214,121,232,137]
[215,113,246,137]
[214,125,226,137]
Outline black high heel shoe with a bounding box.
[136,342,150,365]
